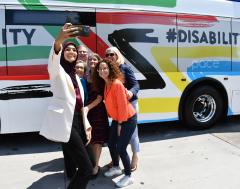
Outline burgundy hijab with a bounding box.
[60,42,78,88]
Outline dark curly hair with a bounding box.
[92,59,124,92]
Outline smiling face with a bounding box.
[63,44,78,63]
[98,62,109,81]
[105,49,118,63]
[75,61,85,77]
[88,55,99,70]
[78,45,88,62]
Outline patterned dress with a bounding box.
[86,81,109,145]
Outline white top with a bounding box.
[40,44,89,143]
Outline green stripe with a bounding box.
[55,0,176,8]
[18,0,48,10]
[44,26,62,38]
[7,46,51,61]
[0,48,6,61]
[19,0,176,8]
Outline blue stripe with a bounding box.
[138,118,178,124]
[187,60,240,80]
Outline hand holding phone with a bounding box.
[65,14,90,37]
[70,25,90,37]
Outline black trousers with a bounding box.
[62,112,94,189]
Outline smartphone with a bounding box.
[70,25,90,37]
[65,14,90,37]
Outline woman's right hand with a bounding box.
[54,23,77,53]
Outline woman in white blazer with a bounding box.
[40,23,94,189]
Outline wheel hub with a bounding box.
[192,94,216,123]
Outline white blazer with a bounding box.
[40,45,89,143]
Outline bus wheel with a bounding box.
[182,86,223,129]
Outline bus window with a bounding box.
[6,10,96,26]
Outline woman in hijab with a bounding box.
[40,23,94,189]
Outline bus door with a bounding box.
[231,18,240,113]
[177,15,231,75]
[0,5,7,133]
[0,6,6,76]
[3,5,96,133]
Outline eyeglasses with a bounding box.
[105,53,115,57]
[97,67,109,72]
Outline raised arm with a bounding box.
[48,23,79,78]
[54,23,77,54]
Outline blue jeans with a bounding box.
[108,114,137,176]
[130,100,140,153]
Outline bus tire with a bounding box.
[182,85,223,130]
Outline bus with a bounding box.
[1,0,240,134]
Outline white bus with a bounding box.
[1,0,240,133]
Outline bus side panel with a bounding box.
[3,6,53,133]
[96,11,179,123]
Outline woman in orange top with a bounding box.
[93,59,137,188]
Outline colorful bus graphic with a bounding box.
[1,0,240,133]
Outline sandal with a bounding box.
[131,165,137,172]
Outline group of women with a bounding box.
[40,23,140,189]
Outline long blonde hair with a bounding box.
[105,46,125,65]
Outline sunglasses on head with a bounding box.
[105,53,115,57]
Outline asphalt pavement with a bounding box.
[1,116,240,189]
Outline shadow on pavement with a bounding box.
[1,115,240,155]
[139,115,240,143]
[31,158,64,173]
[26,172,65,189]
[88,166,122,189]
[0,132,61,156]
[27,158,66,189]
